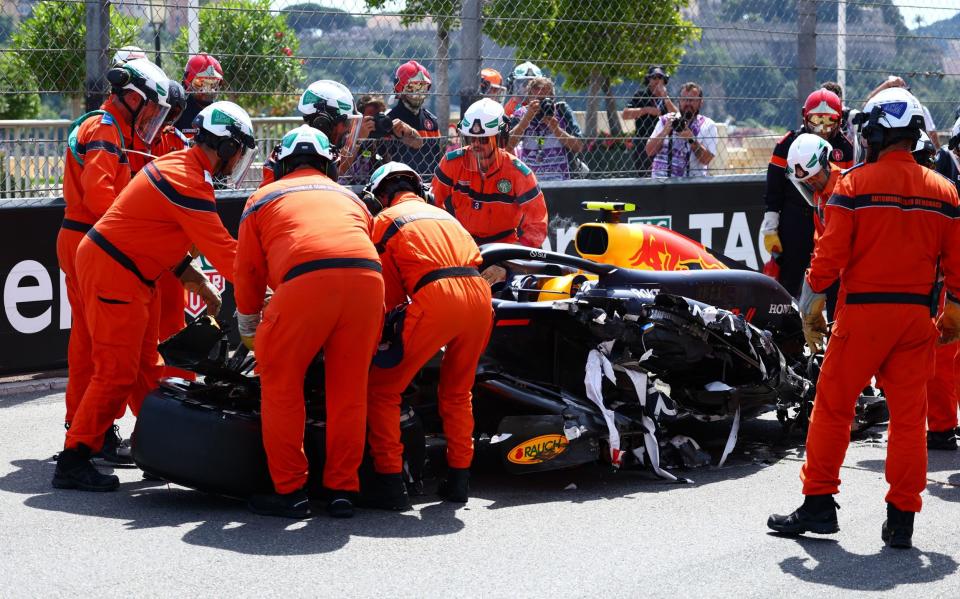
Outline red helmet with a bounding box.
[802,89,842,137]
[183,52,224,93]
[480,68,503,87]
[393,60,431,94]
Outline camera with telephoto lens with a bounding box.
[671,114,688,132]
[538,97,555,118]
[372,113,394,137]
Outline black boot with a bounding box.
[247,488,312,519]
[361,472,411,511]
[767,494,840,535]
[326,490,355,519]
[881,503,914,549]
[437,467,470,503]
[95,424,135,465]
[927,429,957,451]
[52,445,120,492]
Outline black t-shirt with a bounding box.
[627,89,665,139]
[385,101,443,178]
[174,95,208,133]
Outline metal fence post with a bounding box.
[458,0,482,116]
[84,0,109,112]
[797,0,817,123]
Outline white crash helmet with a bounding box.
[459,98,508,139]
[192,101,258,187]
[361,161,424,214]
[110,58,172,144]
[112,45,146,67]
[948,115,960,151]
[859,87,926,157]
[369,161,423,197]
[273,124,334,180]
[786,133,832,207]
[297,80,361,151]
[509,61,542,96]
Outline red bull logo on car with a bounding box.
[627,226,727,271]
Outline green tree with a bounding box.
[11,1,141,111]
[363,0,460,132]
[0,54,41,119]
[282,4,366,32]
[486,0,699,137]
[172,0,304,115]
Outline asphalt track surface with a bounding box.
[2,389,959,597]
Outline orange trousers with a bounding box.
[58,228,131,425]
[926,341,960,433]
[801,304,935,512]
[64,238,163,452]
[367,277,493,474]
[57,227,93,425]
[256,269,384,494]
[156,270,194,380]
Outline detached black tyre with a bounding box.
[133,381,273,498]
[133,380,428,499]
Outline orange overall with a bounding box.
[800,150,960,513]
[235,168,384,494]
[127,125,193,374]
[431,148,547,247]
[927,289,960,433]
[367,191,493,474]
[64,146,237,453]
[57,101,132,425]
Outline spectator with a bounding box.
[383,60,440,178]
[645,82,718,178]
[624,66,677,177]
[504,61,542,117]
[175,52,224,133]
[508,77,585,181]
[341,94,390,185]
[867,76,939,147]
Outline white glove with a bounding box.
[236,311,261,351]
[760,211,780,235]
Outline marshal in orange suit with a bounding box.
[235,126,383,520]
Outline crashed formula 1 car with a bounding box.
[133,203,817,497]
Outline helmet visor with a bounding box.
[461,136,502,175]
[225,145,259,188]
[480,80,507,103]
[789,176,816,207]
[402,81,430,108]
[806,114,839,135]
[135,101,171,145]
[339,114,362,156]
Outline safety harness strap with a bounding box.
[86,229,155,288]
[472,228,517,245]
[845,292,930,306]
[61,219,94,234]
[283,258,382,282]
[412,266,481,294]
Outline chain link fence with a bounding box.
[1,0,960,197]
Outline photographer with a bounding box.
[624,66,677,177]
[645,82,717,178]
[507,77,585,181]
[340,94,415,184]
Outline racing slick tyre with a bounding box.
[132,381,426,499]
